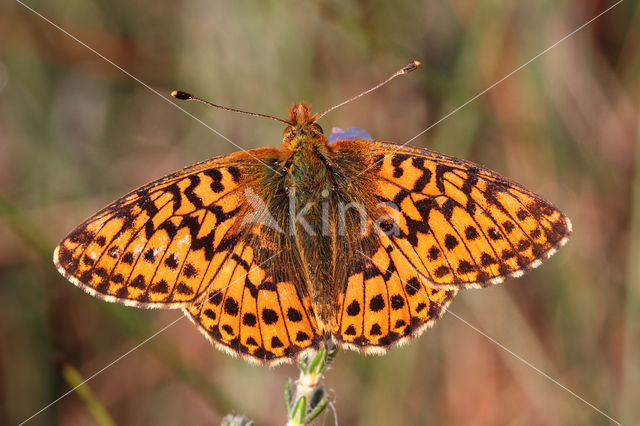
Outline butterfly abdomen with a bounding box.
[281,143,382,333]
[278,145,334,332]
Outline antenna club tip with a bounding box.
[401,60,421,74]
[171,90,192,100]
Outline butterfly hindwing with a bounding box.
[184,229,322,365]
[334,233,457,352]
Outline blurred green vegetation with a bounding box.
[1,0,639,424]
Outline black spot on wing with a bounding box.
[183,175,204,209]
[369,294,385,312]
[410,158,432,192]
[346,300,360,316]
[227,166,242,183]
[435,164,454,193]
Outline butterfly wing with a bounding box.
[362,140,571,289]
[329,139,570,351]
[54,149,322,364]
[183,236,322,365]
[333,231,457,352]
[54,151,256,307]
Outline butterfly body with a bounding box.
[54,101,570,365]
[254,103,376,335]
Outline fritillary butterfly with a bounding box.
[54,62,571,365]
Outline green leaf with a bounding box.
[304,396,329,424]
[290,396,307,424]
[61,364,115,426]
[308,386,324,410]
[307,348,327,375]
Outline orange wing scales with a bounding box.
[184,245,321,365]
[335,240,457,352]
[368,143,571,289]
[54,164,249,307]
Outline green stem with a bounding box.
[61,364,116,426]
[286,344,337,425]
[220,344,338,426]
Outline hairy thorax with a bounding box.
[284,134,338,333]
[242,103,379,334]
[264,105,365,333]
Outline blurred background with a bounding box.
[1,0,639,424]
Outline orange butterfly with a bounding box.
[54,61,571,365]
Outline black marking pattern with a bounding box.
[366,140,570,289]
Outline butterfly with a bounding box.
[54,61,571,365]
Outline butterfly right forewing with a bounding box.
[327,137,569,352]
[356,140,571,289]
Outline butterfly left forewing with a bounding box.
[54,151,272,307]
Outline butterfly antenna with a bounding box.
[315,60,421,121]
[171,90,291,125]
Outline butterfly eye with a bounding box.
[310,124,323,137]
[284,128,296,140]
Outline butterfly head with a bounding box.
[281,102,326,152]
